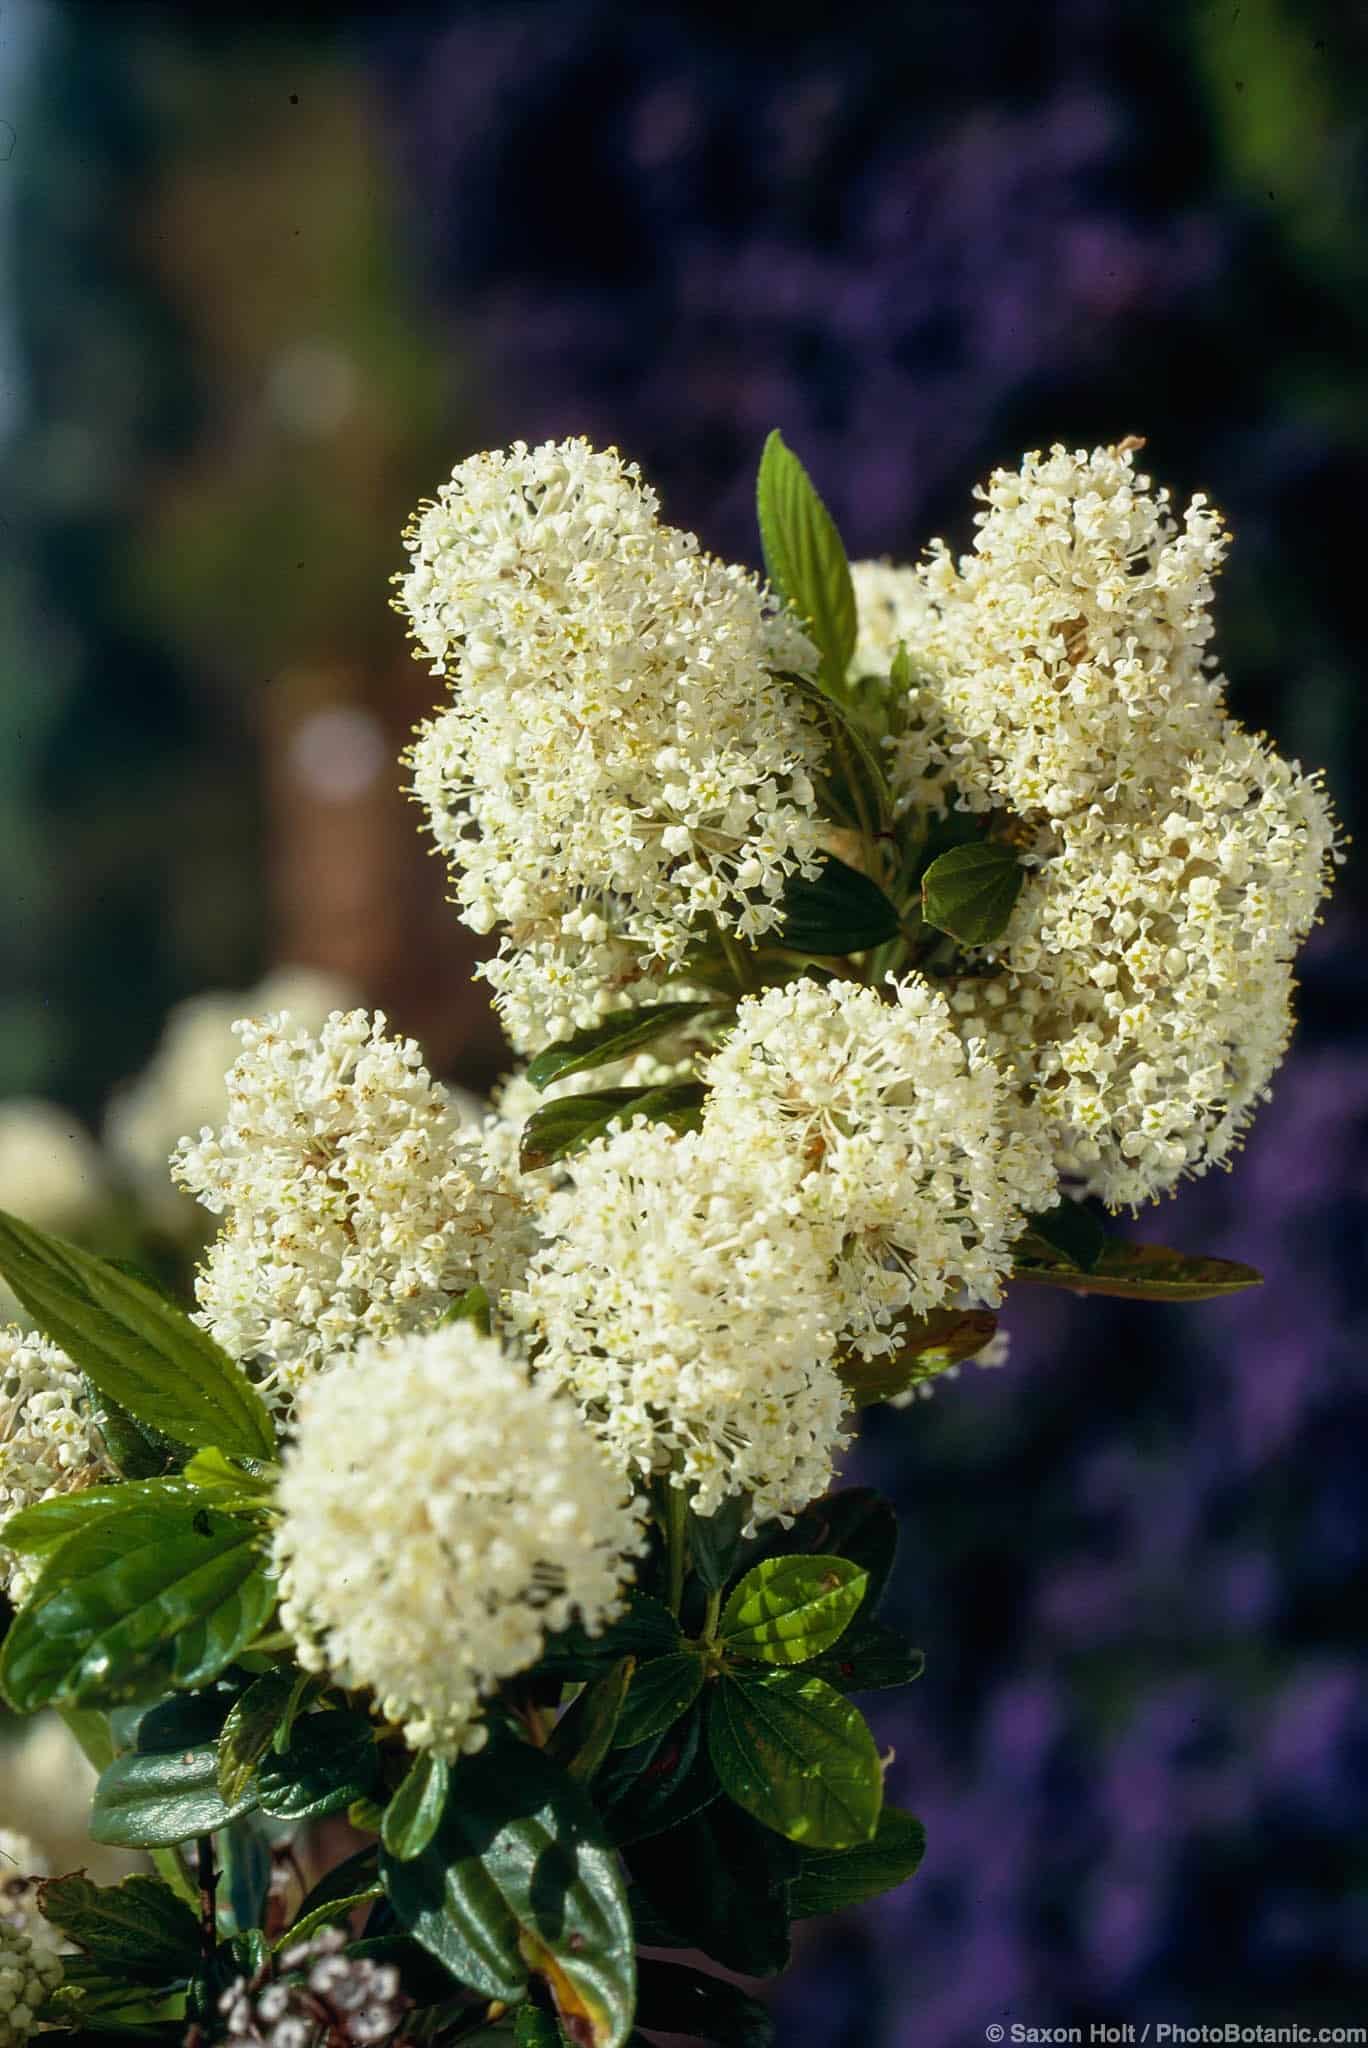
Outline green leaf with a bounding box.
[438,1284,491,1334]
[719,1555,867,1667]
[539,1592,681,1681]
[2,1476,222,1562]
[613,1653,704,1749]
[687,1495,750,1594]
[382,1752,450,1863]
[1,1499,270,1713]
[1011,1238,1263,1301]
[282,1843,380,1948]
[91,1745,256,1848]
[778,852,902,955]
[707,1670,883,1849]
[789,1807,926,1917]
[1025,1200,1109,1273]
[836,1307,999,1406]
[381,1741,635,2048]
[514,2011,566,2048]
[756,430,856,692]
[217,1669,297,1807]
[527,1002,722,1091]
[635,1959,775,2047]
[806,1618,925,1694]
[596,1701,718,1849]
[36,1874,201,1981]
[624,1799,798,1978]
[789,675,894,835]
[255,1710,380,1820]
[742,1488,897,1616]
[283,1885,384,1950]
[0,1210,275,1461]
[519,1082,706,1172]
[545,1660,634,1783]
[84,1381,176,1481]
[920,839,1025,946]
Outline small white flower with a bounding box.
[274,1322,646,1757]
[0,1922,62,2047]
[0,1330,111,1603]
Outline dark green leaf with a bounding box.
[789,1807,926,1917]
[381,1740,634,2047]
[635,1960,774,2047]
[778,853,901,955]
[36,1875,201,1980]
[1025,1200,1109,1272]
[545,1659,633,1783]
[382,1751,450,1862]
[613,1653,704,1749]
[687,1495,750,1594]
[217,1670,297,1808]
[2,1476,231,1562]
[514,2011,566,2048]
[0,1209,275,1460]
[806,1619,925,1694]
[137,1685,240,1753]
[719,1556,866,1667]
[283,1886,383,1949]
[538,1592,680,1681]
[84,1382,176,1481]
[789,675,894,835]
[624,1799,798,1978]
[1011,1238,1263,1301]
[91,1746,256,1848]
[1,1500,270,1713]
[920,839,1025,947]
[255,1710,380,1820]
[527,1003,721,1091]
[836,1308,999,1407]
[742,1489,897,1615]
[707,1671,883,1848]
[756,430,856,691]
[596,1701,717,1849]
[520,1082,706,1172]
[220,1816,273,1936]
[284,1843,380,1947]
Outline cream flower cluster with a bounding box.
[397,438,825,1050]
[0,1835,47,1946]
[701,977,1057,1356]
[0,1329,111,1602]
[274,1324,645,1756]
[519,1121,850,1523]
[173,1010,529,1410]
[0,1922,61,2048]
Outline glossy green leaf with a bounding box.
[217,1669,297,1807]
[624,1798,799,1978]
[719,1555,866,1667]
[613,1652,704,1749]
[635,1959,774,2047]
[743,1488,897,1615]
[1,1500,269,1713]
[837,1307,999,1407]
[83,1380,176,1481]
[282,1886,383,1950]
[596,1701,718,1849]
[707,1670,883,1848]
[1011,1238,1263,1301]
[920,839,1025,946]
[519,1082,706,1172]
[527,1002,721,1091]
[756,430,856,692]
[778,852,902,955]
[790,1806,926,1917]
[806,1619,926,1694]
[0,1210,275,1460]
[282,1843,380,1950]
[1025,1200,1109,1272]
[2,1474,239,1562]
[382,1751,450,1862]
[514,2010,566,2048]
[35,1873,201,1980]
[255,1710,380,1820]
[546,1659,633,1783]
[381,1741,635,2047]
[687,1494,751,1594]
[90,1744,256,1848]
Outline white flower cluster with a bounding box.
[0,1835,47,1947]
[852,442,1338,1205]
[0,1329,111,1602]
[173,1010,529,1410]
[0,1922,61,2048]
[105,965,357,1231]
[274,1323,645,1756]
[221,1928,408,2048]
[397,438,825,1050]
[702,977,1056,1355]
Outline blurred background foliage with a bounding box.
[1,0,1365,2041]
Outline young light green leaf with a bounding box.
[382,1751,450,1863]
[719,1555,867,1667]
[1011,1239,1263,1301]
[789,1807,926,1917]
[0,1209,275,1461]
[519,1082,706,1173]
[778,852,902,955]
[613,1653,704,1750]
[1,1499,270,1714]
[438,1284,492,1334]
[836,1307,999,1407]
[527,1002,722,1091]
[756,431,856,692]
[742,1488,898,1615]
[35,1873,202,1980]
[920,839,1025,946]
[707,1670,883,1849]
